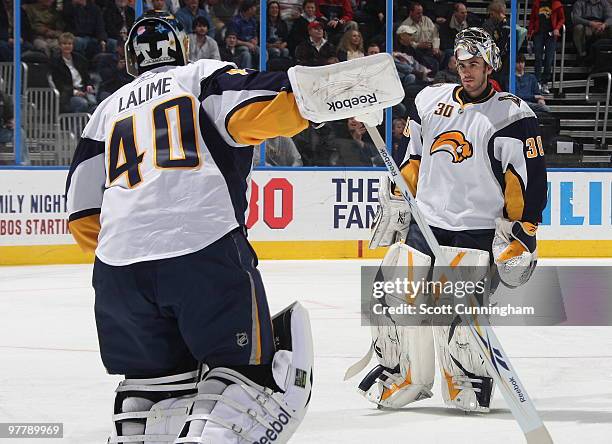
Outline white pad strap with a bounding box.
[108,370,200,444]
[287,53,404,123]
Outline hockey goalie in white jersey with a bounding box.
[355,28,547,413]
[65,10,404,444]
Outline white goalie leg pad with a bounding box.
[432,246,495,413]
[175,302,313,444]
[107,370,200,444]
[287,53,404,123]
[357,243,435,409]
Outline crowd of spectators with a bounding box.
[1,0,611,166]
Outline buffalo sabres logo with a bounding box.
[430,131,473,163]
[498,94,522,107]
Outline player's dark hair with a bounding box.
[302,0,316,7]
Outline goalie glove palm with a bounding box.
[493,218,538,288]
[369,175,411,249]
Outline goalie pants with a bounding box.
[92,228,275,377]
[405,220,496,264]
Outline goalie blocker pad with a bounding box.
[287,53,405,123]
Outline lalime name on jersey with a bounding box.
[118,77,172,113]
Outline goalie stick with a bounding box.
[362,124,553,444]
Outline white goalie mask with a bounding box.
[125,11,189,77]
[454,27,501,71]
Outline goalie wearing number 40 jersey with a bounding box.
[359,28,547,415]
[65,10,403,444]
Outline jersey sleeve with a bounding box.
[398,106,423,196]
[199,68,309,147]
[65,118,106,252]
[488,115,548,225]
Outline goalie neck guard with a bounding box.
[454,27,501,71]
[125,11,189,78]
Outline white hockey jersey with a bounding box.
[399,83,547,231]
[66,60,307,265]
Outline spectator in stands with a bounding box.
[392,117,407,164]
[483,0,527,87]
[176,0,215,37]
[399,2,442,73]
[433,54,460,83]
[144,0,179,14]
[288,0,318,55]
[395,24,434,78]
[571,0,612,61]
[24,0,65,57]
[361,0,386,43]
[63,0,108,59]
[227,0,259,68]
[366,42,381,55]
[267,1,290,59]
[201,0,225,36]
[334,117,383,166]
[483,0,527,56]
[528,0,565,94]
[253,136,303,166]
[189,16,221,61]
[219,31,251,68]
[336,29,364,61]
[439,3,479,51]
[211,0,240,32]
[279,0,303,21]
[97,39,132,101]
[420,0,454,25]
[0,0,14,61]
[293,122,337,165]
[295,20,337,65]
[51,32,97,113]
[0,89,28,165]
[103,0,134,54]
[515,53,550,113]
[315,0,357,45]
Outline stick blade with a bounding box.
[525,426,554,444]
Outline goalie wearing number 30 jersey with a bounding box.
[359,28,547,414]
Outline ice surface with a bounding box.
[1,259,611,443]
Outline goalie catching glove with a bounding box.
[369,175,411,249]
[492,218,538,288]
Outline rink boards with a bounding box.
[0,168,611,264]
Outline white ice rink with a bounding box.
[1,259,611,443]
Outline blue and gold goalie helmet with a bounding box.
[454,27,501,71]
[125,11,189,77]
